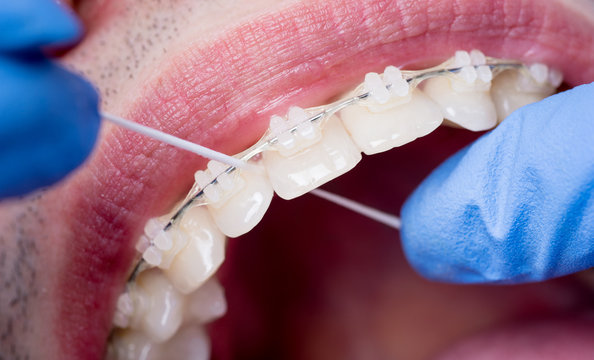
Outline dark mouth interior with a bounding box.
[205,123,594,360]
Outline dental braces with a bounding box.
[127,53,561,282]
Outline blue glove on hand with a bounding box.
[400,82,594,284]
[0,0,100,198]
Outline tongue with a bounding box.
[435,316,594,360]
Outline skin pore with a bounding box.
[1,0,594,359]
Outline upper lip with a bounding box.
[55,0,594,358]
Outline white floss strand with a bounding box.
[309,188,402,230]
[101,112,249,170]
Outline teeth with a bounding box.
[263,114,362,200]
[107,330,156,360]
[340,86,442,155]
[422,50,498,131]
[491,66,559,122]
[162,206,226,294]
[196,161,274,238]
[109,326,210,360]
[186,277,227,324]
[127,269,185,343]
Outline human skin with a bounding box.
[1,0,594,359]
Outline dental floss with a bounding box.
[101,112,251,170]
[310,188,401,230]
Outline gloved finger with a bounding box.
[0,0,82,52]
[400,82,594,284]
[0,54,100,198]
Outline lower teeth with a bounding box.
[107,49,562,358]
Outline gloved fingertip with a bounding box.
[0,0,83,52]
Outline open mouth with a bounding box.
[41,0,594,359]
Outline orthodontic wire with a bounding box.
[126,59,524,282]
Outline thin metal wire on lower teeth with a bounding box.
[127,59,525,283]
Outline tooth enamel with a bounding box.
[364,72,391,104]
[490,68,558,122]
[340,88,443,154]
[109,326,210,360]
[422,65,497,131]
[263,114,362,200]
[162,205,226,294]
[206,165,273,238]
[108,330,156,360]
[186,278,227,324]
[156,326,210,360]
[128,269,185,343]
[193,159,274,238]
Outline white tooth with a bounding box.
[364,72,391,104]
[129,269,185,343]
[108,330,157,360]
[263,115,362,200]
[108,326,210,360]
[142,246,163,267]
[156,326,210,360]
[186,278,227,324]
[162,206,226,294]
[340,89,443,155]
[490,69,557,122]
[422,71,497,131]
[206,164,273,238]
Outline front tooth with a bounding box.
[198,161,274,238]
[422,61,497,131]
[127,269,185,343]
[263,114,362,200]
[186,277,227,324]
[162,205,226,294]
[490,67,558,122]
[340,87,443,155]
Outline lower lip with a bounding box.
[54,0,594,358]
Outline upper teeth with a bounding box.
[109,50,563,358]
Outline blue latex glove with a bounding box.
[400,82,594,284]
[0,0,100,198]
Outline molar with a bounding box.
[340,66,443,154]
[162,205,226,294]
[263,114,362,199]
[194,160,273,238]
[422,50,498,131]
[490,64,561,122]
